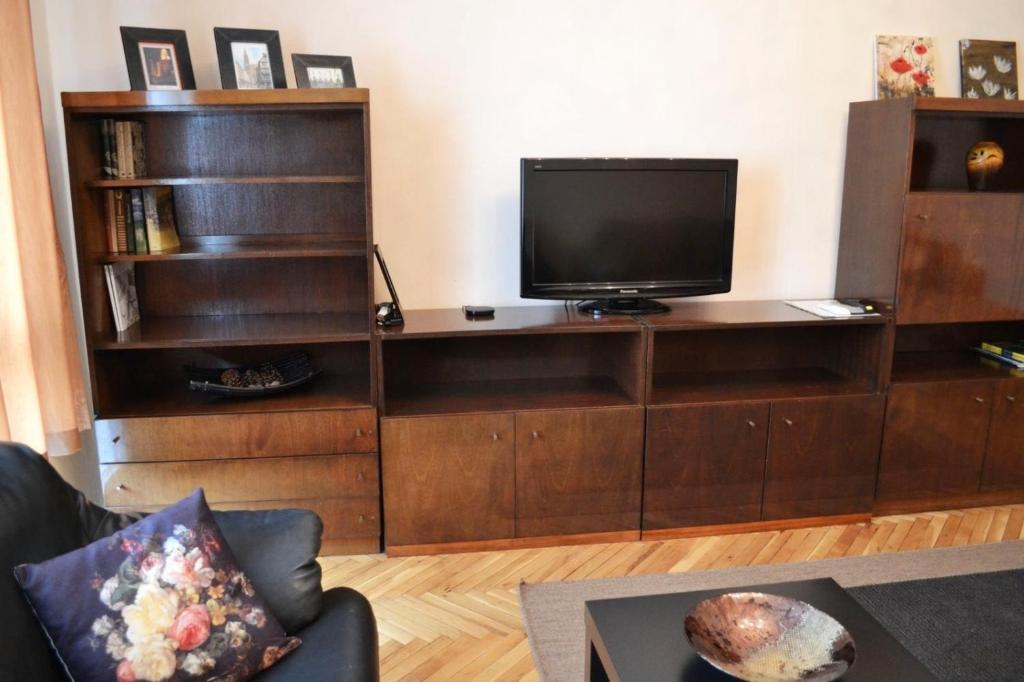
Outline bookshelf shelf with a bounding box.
[650,367,874,405]
[93,313,370,350]
[87,175,365,188]
[99,237,366,262]
[890,351,1013,384]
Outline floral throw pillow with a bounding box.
[13,489,299,681]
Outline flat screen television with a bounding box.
[520,158,737,314]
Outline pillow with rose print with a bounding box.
[13,488,300,681]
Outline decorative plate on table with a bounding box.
[185,352,321,397]
[684,592,855,682]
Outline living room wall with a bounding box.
[29,0,1024,499]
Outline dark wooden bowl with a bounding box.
[684,592,855,682]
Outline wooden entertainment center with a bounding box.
[62,91,1024,556]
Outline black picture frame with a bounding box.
[213,27,287,89]
[120,27,196,91]
[291,54,357,89]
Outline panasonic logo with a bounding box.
[619,289,639,294]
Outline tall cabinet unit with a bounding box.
[62,89,380,554]
[835,96,1024,513]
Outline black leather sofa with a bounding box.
[0,442,380,681]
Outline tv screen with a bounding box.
[520,158,737,310]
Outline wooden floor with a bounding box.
[320,504,1024,681]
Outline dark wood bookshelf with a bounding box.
[63,89,380,554]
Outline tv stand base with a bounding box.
[577,299,670,315]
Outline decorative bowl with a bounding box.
[683,592,855,682]
[185,352,321,398]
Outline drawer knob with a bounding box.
[115,483,127,491]
[746,419,757,428]
[916,214,929,220]
[783,418,794,427]
[975,396,985,404]
[491,433,500,441]
[358,514,365,524]
[531,430,540,439]
[356,472,364,481]
[356,427,373,437]
[1007,395,1016,403]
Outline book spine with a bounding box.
[101,120,114,179]
[103,264,124,331]
[980,342,1024,363]
[152,187,180,253]
[115,122,127,179]
[113,190,128,253]
[123,190,136,254]
[104,190,117,253]
[131,122,147,177]
[143,188,160,251]
[131,189,148,253]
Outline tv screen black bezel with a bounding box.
[519,157,737,302]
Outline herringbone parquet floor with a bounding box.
[321,504,1024,681]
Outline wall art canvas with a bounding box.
[960,39,1018,100]
[875,35,935,99]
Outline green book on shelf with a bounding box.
[130,189,147,254]
[123,189,135,254]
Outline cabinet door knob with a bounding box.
[1007,395,1016,402]
[746,419,757,428]
[783,418,793,427]
[916,214,929,220]
[491,433,500,441]
[357,472,365,481]
[355,428,363,437]
[975,396,985,403]
[531,430,540,439]
[115,483,127,491]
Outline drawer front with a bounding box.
[101,453,378,506]
[109,497,380,552]
[96,409,377,463]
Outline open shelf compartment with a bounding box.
[910,112,1024,192]
[650,323,885,405]
[892,321,1024,384]
[381,331,644,417]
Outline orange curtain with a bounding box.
[0,0,90,455]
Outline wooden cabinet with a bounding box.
[515,407,643,537]
[877,381,995,501]
[763,395,884,519]
[644,402,769,529]
[981,379,1024,491]
[897,194,1022,324]
[381,414,515,546]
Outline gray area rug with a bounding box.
[518,540,1024,681]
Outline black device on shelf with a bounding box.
[374,244,404,327]
[520,158,738,314]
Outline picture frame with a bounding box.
[291,54,357,89]
[213,27,287,90]
[120,27,196,91]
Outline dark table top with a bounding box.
[585,578,937,681]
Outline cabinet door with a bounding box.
[981,379,1024,491]
[515,407,643,537]
[763,395,884,520]
[643,402,769,529]
[897,193,1022,323]
[381,414,514,547]
[877,381,995,501]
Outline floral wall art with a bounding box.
[960,39,1018,100]
[876,35,935,99]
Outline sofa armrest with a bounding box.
[254,587,380,682]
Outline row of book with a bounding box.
[103,188,180,254]
[100,119,147,179]
[977,341,1024,370]
[104,263,140,333]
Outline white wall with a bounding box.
[29,0,1024,495]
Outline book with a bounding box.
[981,341,1024,363]
[143,187,180,253]
[130,122,147,177]
[115,122,129,179]
[975,347,1024,369]
[130,189,147,253]
[123,190,136,254]
[103,191,117,252]
[103,262,140,332]
[113,189,128,253]
[100,119,116,179]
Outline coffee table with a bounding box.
[584,578,937,681]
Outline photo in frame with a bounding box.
[214,27,287,89]
[292,54,357,88]
[120,27,195,91]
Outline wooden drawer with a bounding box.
[101,453,378,506]
[95,409,377,463]
[109,497,380,556]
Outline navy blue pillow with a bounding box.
[14,489,299,681]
